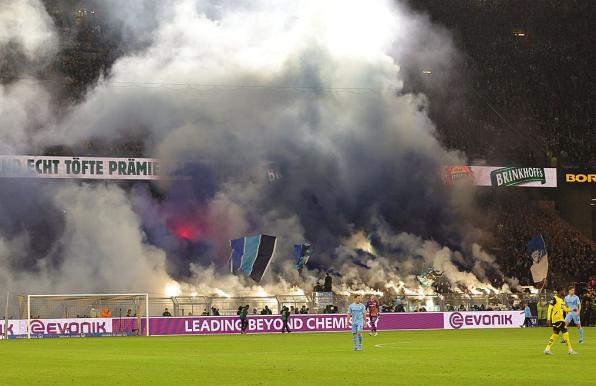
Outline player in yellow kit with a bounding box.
[544,287,577,355]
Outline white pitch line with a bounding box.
[373,342,400,348]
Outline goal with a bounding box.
[26,293,149,338]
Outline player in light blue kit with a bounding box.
[564,285,584,343]
[346,294,366,351]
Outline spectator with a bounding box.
[324,273,333,292]
[260,306,270,315]
[162,308,172,317]
[280,306,291,333]
[522,303,533,327]
[581,300,591,327]
[239,305,249,334]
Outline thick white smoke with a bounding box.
[0,0,510,297]
[0,182,170,293]
[0,0,56,154]
[0,0,56,61]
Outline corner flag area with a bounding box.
[1,328,594,386]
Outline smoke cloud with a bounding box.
[0,0,508,297]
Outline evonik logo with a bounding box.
[29,319,108,335]
[449,312,464,329]
[448,312,514,329]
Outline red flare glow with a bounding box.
[167,218,204,241]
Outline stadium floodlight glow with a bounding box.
[164,282,181,297]
[307,0,402,59]
[255,288,269,297]
[215,288,231,298]
[26,293,150,339]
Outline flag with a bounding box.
[527,234,548,283]
[230,235,277,282]
[293,243,311,271]
[416,268,442,287]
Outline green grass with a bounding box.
[0,328,595,386]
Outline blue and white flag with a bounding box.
[416,268,442,287]
[230,235,277,282]
[527,234,548,283]
[293,243,311,271]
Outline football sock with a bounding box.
[545,333,558,351]
[563,332,573,351]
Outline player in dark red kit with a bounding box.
[366,295,381,336]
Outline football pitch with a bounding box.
[0,328,594,386]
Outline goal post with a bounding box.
[26,293,149,339]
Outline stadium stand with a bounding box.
[407,0,595,168]
[485,193,595,287]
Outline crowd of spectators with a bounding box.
[487,194,595,288]
[409,0,595,167]
[200,306,221,316]
[288,305,310,314]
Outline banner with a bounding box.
[443,311,525,329]
[148,313,444,336]
[0,318,114,338]
[29,318,114,337]
[0,320,27,338]
[443,166,557,188]
[1,311,531,338]
[528,234,549,283]
[0,155,194,180]
[558,167,596,186]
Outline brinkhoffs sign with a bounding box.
[442,166,557,188]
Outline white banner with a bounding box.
[1,318,114,337]
[0,320,27,337]
[443,166,557,187]
[0,155,174,180]
[29,318,113,336]
[443,311,526,329]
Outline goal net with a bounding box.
[26,293,149,338]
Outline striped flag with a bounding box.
[293,243,311,271]
[527,234,548,283]
[229,235,277,282]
